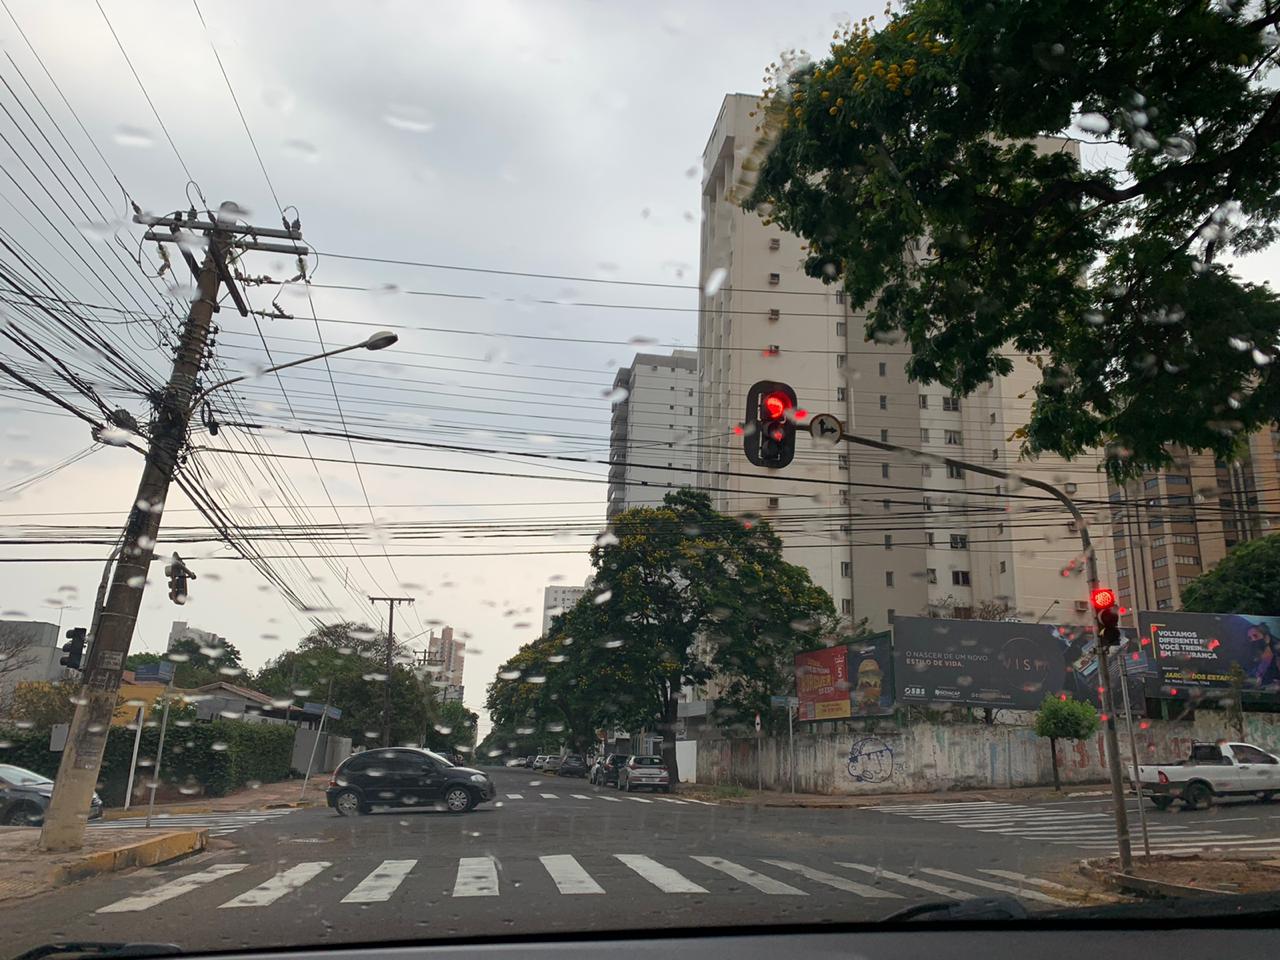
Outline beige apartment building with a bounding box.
[698,93,1117,633]
[1110,433,1280,623]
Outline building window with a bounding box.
[920,428,931,444]
[842,598,852,614]
[769,237,781,250]
[1116,548,1127,559]
[884,534,893,550]
[887,609,896,623]
[922,464,932,477]
[879,395,887,410]
[1117,567,1129,579]
[840,561,851,578]
[989,411,996,423]
[836,354,846,367]
[837,454,848,470]
[1173,534,1197,545]
[1175,554,1200,566]
[836,387,847,401]
[946,462,964,480]
[768,272,781,285]
[768,308,781,322]
[1154,577,1170,589]
[882,499,891,511]
[992,448,1000,461]
[1153,556,1169,568]
[880,429,889,442]
[767,496,779,508]
[836,289,846,304]
[923,496,933,511]
[999,561,1007,573]
[943,396,961,412]
[950,534,968,549]
[836,321,847,336]
[1151,536,1167,548]
[1178,576,1195,586]
[927,568,937,584]
[885,571,895,588]
[927,532,936,546]
[919,395,929,409]
[881,463,890,479]
[1144,477,1160,490]
[839,488,850,504]
[765,344,780,356]
[1167,474,1189,485]
[945,430,963,445]
[1157,598,1174,610]
[952,570,971,586]
[878,362,887,377]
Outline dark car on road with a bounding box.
[326,747,496,815]
[558,754,589,778]
[590,753,630,787]
[0,763,103,825]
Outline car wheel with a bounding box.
[1182,782,1213,811]
[445,786,475,813]
[1150,796,1173,811]
[333,789,365,817]
[3,803,42,826]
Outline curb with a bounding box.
[102,805,212,821]
[263,799,320,810]
[1078,857,1238,900]
[52,829,207,885]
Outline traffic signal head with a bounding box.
[60,627,86,670]
[1090,586,1122,646]
[743,381,797,468]
[1089,587,1116,611]
[165,552,194,605]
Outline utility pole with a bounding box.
[39,207,308,852]
[371,596,414,747]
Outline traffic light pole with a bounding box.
[38,240,224,852]
[827,424,1133,870]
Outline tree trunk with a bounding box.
[658,695,680,784]
[1049,736,1061,791]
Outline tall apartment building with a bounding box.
[167,620,225,652]
[426,625,465,700]
[698,93,1115,632]
[606,351,700,520]
[542,580,591,633]
[1110,435,1280,621]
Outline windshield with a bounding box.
[1,0,1279,957]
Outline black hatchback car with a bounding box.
[327,747,496,815]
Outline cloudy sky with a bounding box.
[0,0,873,737]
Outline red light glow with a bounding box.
[1089,587,1116,611]
[763,391,791,419]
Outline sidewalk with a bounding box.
[103,774,330,820]
[678,780,1114,809]
[0,826,207,904]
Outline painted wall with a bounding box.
[696,715,1280,795]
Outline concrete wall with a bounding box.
[291,727,351,775]
[675,740,698,784]
[697,715,1280,796]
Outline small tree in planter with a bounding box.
[1034,695,1099,792]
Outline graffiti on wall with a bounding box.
[847,736,895,783]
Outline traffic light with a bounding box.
[165,552,195,605]
[1090,586,1122,646]
[744,380,798,468]
[60,627,86,671]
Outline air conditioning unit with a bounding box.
[1074,600,1089,612]
[769,238,781,250]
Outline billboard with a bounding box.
[795,646,851,721]
[893,617,1110,710]
[848,632,894,717]
[1141,611,1280,697]
[132,661,176,684]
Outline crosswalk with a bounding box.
[501,791,715,806]
[94,854,1081,914]
[88,809,296,838]
[865,801,1280,855]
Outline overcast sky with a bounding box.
[0,0,876,738]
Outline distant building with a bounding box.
[542,580,591,633]
[167,620,225,651]
[0,620,69,703]
[425,626,465,700]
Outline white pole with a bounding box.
[788,706,796,794]
[144,695,171,828]
[123,704,145,811]
[300,682,333,800]
[1117,645,1151,859]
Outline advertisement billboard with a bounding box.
[794,645,851,721]
[848,632,894,717]
[132,661,176,684]
[1141,611,1280,697]
[892,617,1107,709]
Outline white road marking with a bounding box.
[691,856,806,895]
[921,868,1068,905]
[596,795,623,802]
[540,855,605,894]
[615,854,707,893]
[341,859,416,903]
[97,864,248,913]
[837,862,975,900]
[539,793,559,799]
[762,859,901,898]
[655,797,687,805]
[981,869,1079,894]
[219,862,330,909]
[570,794,591,800]
[506,793,524,799]
[624,796,654,804]
[453,856,499,897]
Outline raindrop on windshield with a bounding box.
[113,125,154,148]
[704,267,728,296]
[383,104,435,133]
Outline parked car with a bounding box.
[543,755,563,774]
[524,755,536,767]
[0,763,103,826]
[1137,740,1280,809]
[532,755,548,770]
[558,754,589,778]
[327,747,496,815]
[590,753,630,787]
[617,755,671,793]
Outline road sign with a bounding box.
[754,712,761,732]
[770,695,799,709]
[809,413,843,446]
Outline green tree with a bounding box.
[125,635,244,688]
[746,1,1280,476]
[426,700,479,756]
[1181,533,1280,615]
[1034,694,1100,790]
[10,681,81,728]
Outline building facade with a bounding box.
[697,93,1116,634]
[167,620,225,652]
[542,581,590,633]
[425,625,465,700]
[0,620,69,705]
[607,350,700,520]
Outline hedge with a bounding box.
[0,719,295,806]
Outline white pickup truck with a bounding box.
[1137,741,1280,810]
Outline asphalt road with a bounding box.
[4,770,1279,957]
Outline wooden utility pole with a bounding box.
[39,208,308,851]
[370,596,414,747]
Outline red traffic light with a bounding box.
[763,391,791,420]
[1089,587,1116,611]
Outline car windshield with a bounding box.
[1,1,1279,957]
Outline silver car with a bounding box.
[532,755,548,770]
[617,755,671,793]
[0,763,103,825]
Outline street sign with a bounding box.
[808,413,843,446]
[769,695,799,709]
[754,712,761,732]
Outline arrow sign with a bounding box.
[808,413,843,447]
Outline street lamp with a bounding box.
[189,331,399,411]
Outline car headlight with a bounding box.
[469,774,488,784]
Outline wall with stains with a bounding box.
[696,714,1280,795]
